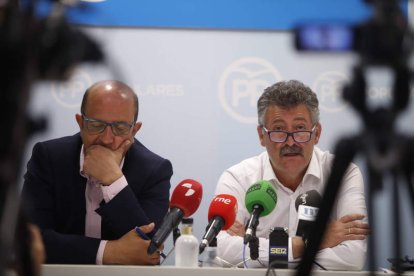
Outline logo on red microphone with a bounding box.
[181,183,196,197]
[213,196,232,205]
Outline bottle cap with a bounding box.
[182,217,193,224]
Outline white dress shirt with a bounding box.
[215,147,367,270]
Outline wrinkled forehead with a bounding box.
[264,104,312,124]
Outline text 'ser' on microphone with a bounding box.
[199,194,238,254]
[244,180,277,244]
[295,190,322,240]
[147,179,203,255]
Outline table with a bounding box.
[41,265,414,276]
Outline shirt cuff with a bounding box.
[96,240,108,265]
[101,175,128,203]
[288,237,295,262]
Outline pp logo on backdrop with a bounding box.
[51,69,93,109]
[219,57,282,124]
[312,71,349,113]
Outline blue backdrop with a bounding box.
[31,0,406,29]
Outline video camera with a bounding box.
[295,0,412,119]
[293,1,414,275]
[294,0,412,66]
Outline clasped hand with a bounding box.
[226,213,370,249]
[103,223,162,265]
[319,213,370,249]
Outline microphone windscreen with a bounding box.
[207,194,238,230]
[170,179,203,217]
[294,190,322,211]
[245,180,277,217]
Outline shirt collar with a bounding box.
[304,148,321,180]
[262,152,277,182]
[261,147,323,192]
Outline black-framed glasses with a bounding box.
[262,125,316,143]
[82,114,134,136]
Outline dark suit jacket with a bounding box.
[22,133,172,264]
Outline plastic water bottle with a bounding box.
[175,218,199,267]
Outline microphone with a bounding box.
[199,194,238,254]
[244,180,277,244]
[269,227,289,268]
[295,190,322,239]
[147,179,203,255]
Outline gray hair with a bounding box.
[257,80,319,125]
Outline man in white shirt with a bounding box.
[215,80,369,270]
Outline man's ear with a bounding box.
[75,114,83,129]
[132,122,142,136]
[257,125,266,147]
[314,123,322,144]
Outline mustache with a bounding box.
[280,145,303,156]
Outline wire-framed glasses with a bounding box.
[262,125,316,143]
[82,114,134,136]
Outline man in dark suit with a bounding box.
[22,80,173,265]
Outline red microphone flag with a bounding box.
[170,179,203,217]
[207,194,237,230]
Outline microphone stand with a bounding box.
[249,232,259,261]
[296,1,414,275]
[173,226,181,245]
[244,205,262,244]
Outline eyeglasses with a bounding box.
[261,125,316,143]
[82,114,134,136]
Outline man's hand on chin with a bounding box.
[83,140,131,185]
